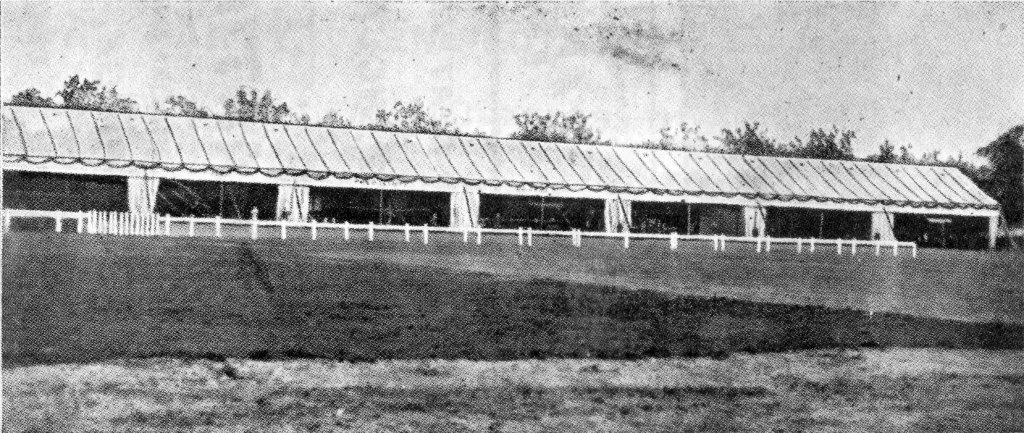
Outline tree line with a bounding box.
[7,75,1022,225]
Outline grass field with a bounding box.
[4,349,1023,432]
[2,232,1021,366]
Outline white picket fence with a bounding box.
[1,208,918,257]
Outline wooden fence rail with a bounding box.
[1,208,918,257]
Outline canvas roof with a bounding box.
[1,105,998,210]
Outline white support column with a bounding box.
[743,206,766,238]
[604,197,632,233]
[276,184,310,222]
[988,214,999,249]
[450,187,480,229]
[127,176,160,215]
[871,211,896,242]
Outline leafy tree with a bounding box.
[223,87,291,123]
[645,122,710,150]
[790,127,855,160]
[8,88,55,107]
[867,140,898,163]
[374,100,461,134]
[977,125,1024,225]
[510,111,607,144]
[319,111,354,128]
[155,95,209,117]
[717,122,779,156]
[56,75,137,112]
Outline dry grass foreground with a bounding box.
[4,349,1023,432]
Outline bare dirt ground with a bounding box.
[4,349,1023,432]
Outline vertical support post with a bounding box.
[77,212,84,234]
[670,232,678,250]
[851,240,857,255]
[765,236,771,252]
[797,238,802,254]
[517,227,524,246]
[912,244,917,258]
[476,226,482,245]
[251,216,258,240]
[893,240,899,256]
[719,234,725,251]
[875,241,881,256]
[311,220,317,240]
[281,221,287,240]
[368,221,374,241]
[55,216,63,233]
[215,216,222,237]
[404,224,411,243]
[527,227,533,246]
[422,224,429,245]
[188,216,195,237]
[987,214,999,249]
[836,239,842,255]
[344,221,350,241]
[756,236,762,253]
[623,232,630,249]
[810,237,816,253]
[165,214,171,236]
[462,226,469,243]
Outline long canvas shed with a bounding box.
[1,105,1001,248]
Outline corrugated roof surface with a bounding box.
[1,105,998,210]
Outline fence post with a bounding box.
[527,227,533,246]
[76,212,84,234]
[250,216,258,240]
[720,234,725,251]
[756,236,761,253]
[836,238,842,255]
[344,221,350,240]
[280,221,287,240]
[765,236,771,252]
[476,226,482,245]
[368,221,374,241]
[215,216,222,237]
[797,238,802,254]
[851,240,857,255]
[875,241,881,256]
[912,244,917,258]
[404,224,411,243]
[517,227,523,246]
[462,226,469,244]
[809,237,816,253]
[188,216,195,237]
[669,232,677,250]
[311,220,318,240]
[422,224,429,245]
[165,214,171,236]
[54,216,63,233]
[892,240,898,256]
[623,232,630,249]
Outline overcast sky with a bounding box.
[2,2,1022,159]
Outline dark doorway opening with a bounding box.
[629,202,743,235]
[479,195,604,231]
[632,202,689,234]
[310,188,450,226]
[155,179,277,219]
[894,214,989,250]
[765,207,871,240]
[3,171,127,211]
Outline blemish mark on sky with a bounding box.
[2,2,1022,158]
